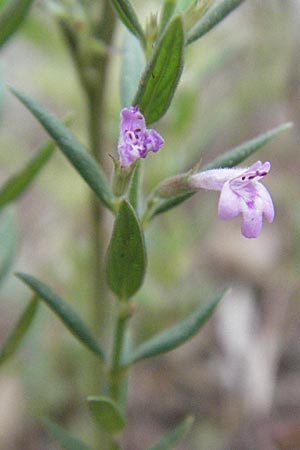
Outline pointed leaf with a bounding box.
[159,0,177,35]
[149,122,292,218]
[147,416,194,450]
[110,0,145,45]
[0,296,38,366]
[187,0,245,45]
[43,418,92,450]
[203,121,293,170]
[125,290,226,365]
[0,138,56,210]
[133,15,184,125]
[106,199,146,300]
[120,30,145,108]
[16,272,105,361]
[0,0,33,48]
[9,87,114,211]
[87,396,126,434]
[0,208,17,285]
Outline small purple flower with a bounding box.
[189,161,275,238]
[118,106,164,167]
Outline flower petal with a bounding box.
[241,208,263,238]
[218,181,241,219]
[256,183,275,223]
[120,106,146,132]
[146,129,165,152]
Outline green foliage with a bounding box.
[133,15,185,125]
[187,0,245,45]
[0,0,33,48]
[10,87,114,211]
[87,396,126,434]
[124,289,226,365]
[109,0,145,45]
[0,296,38,366]
[203,121,293,170]
[0,208,17,286]
[0,138,56,210]
[159,0,177,34]
[16,273,105,361]
[43,418,93,450]
[147,416,194,450]
[106,199,146,300]
[120,30,145,108]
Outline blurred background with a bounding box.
[0,0,300,449]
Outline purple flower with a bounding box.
[118,106,164,167]
[189,161,275,238]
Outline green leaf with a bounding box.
[0,138,56,210]
[120,30,145,108]
[0,0,33,48]
[149,122,292,218]
[9,87,114,211]
[43,418,92,450]
[151,192,193,219]
[105,199,146,300]
[0,296,38,366]
[124,290,226,365]
[203,122,293,170]
[159,0,177,34]
[133,15,185,125]
[16,272,105,361]
[0,208,17,286]
[187,0,245,45]
[110,0,145,45]
[87,396,126,434]
[147,416,194,450]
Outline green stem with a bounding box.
[109,306,130,404]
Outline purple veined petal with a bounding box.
[118,106,164,167]
[218,181,241,219]
[120,106,146,133]
[255,182,275,223]
[146,129,165,152]
[241,207,263,238]
[118,142,140,166]
[231,160,271,189]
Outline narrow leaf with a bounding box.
[133,15,184,125]
[16,273,105,361]
[187,0,245,45]
[87,396,126,434]
[0,208,17,285]
[147,416,194,450]
[150,122,292,218]
[0,296,38,366]
[43,418,92,450]
[0,138,56,210]
[10,87,114,211]
[120,30,145,108]
[106,199,146,300]
[159,0,177,34]
[202,122,293,170]
[0,0,33,48]
[110,0,145,45]
[125,290,226,365]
